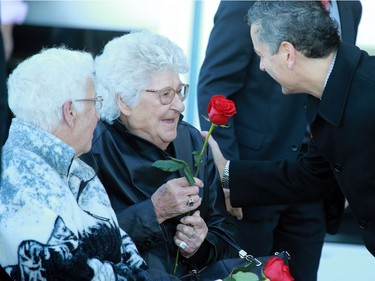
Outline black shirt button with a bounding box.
[359,220,369,230]
[152,235,160,242]
[333,163,342,173]
[291,144,299,152]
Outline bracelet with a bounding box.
[221,160,230,189]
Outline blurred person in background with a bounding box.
[0,0,28,146]
[0,0,28,62]
[0,14,8,148]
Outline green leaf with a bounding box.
[152,157,195,186]
[233,262,257,273]
[226,271,260,281]
[152,159,185,172]
[202,115,210,123]
[222,261,263,281]
[167,156,189,165]
[219,124,230,128]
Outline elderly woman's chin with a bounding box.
[159,126,179,145]
[164,129,178,143]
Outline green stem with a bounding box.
[173,248,180,274]
[174,123,215,275]
[194,123,215,177]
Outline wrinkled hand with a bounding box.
[200,131,228,180]
[151,177,203,224]
[174,210,208,258]
[223,188,243,220]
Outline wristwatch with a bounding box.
[221,160,230,189]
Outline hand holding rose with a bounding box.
[174,210,208,258]
[151,177,203,224]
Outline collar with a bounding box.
[323,51,337,90]
[8,119,75,177]
[307,42,362,127]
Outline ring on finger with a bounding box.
[178,241,187,250]
[190,231,196,239]
[187,195,194,207]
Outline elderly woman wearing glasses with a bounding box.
[82,31,238,278]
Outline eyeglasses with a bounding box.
[75,96,103,110]
[145,84,189,105]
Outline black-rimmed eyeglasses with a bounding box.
[145,84,189,105]
[75,96,103,110]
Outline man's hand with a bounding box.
[223,188,243,220]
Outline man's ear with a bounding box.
[280,41,296,69]
[116,94,132,116]
[62,100,75,128]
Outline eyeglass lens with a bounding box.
[159,85,188,105]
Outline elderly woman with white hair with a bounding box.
[0,47,152,281]
[82,31,238,278]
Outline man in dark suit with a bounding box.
[197,1,361,280]
[206,0,375,260]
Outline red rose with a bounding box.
[263,256,294,281]
[207,95,236,126]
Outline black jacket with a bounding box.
[82,118,238,277]
[229,43,375,257]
